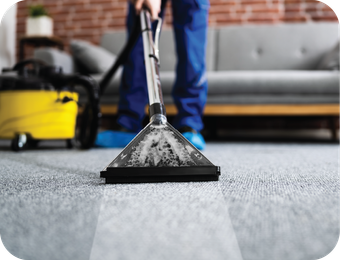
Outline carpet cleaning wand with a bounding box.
[141,10,166,127]
[100,10,220,183]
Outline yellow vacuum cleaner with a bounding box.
[0,59,100,151]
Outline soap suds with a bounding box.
[126,125,195,167]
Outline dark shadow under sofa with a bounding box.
[34,22,340,139]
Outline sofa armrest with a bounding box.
[33,48,75,74]
[317,42,339,70]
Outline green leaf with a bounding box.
[28,4,49,18]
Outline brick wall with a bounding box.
[17,0,338,56]
[208,0,338,24]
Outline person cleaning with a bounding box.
[95,0,210,150]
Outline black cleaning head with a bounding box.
[100,121,220,183]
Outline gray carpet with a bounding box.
[0,141,338,260]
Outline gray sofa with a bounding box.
[34,22,339,116]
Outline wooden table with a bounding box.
[19,36,64,61]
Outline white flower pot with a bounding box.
[26,16,53,36]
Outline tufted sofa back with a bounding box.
[216,23,338,71]
[101,22,339,72]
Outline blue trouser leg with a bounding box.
[118,0,209,133]
[117,3,168,133]
[171,0,209,132]
[117,4,148,133]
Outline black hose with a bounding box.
[70,14,141,148]
[99,15,141,96]
[73,75,101,149]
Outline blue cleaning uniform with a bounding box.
[117,0,210,133]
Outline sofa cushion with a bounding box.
[158,29,216,72]
[34,48,75,74]
[89,70,339,105]
[205,95,340,104]
[206,71,339,95]
[100,31,127,56]
[216,23,339,71]
[100,28,216,72]
[317,42,339,70]
[70,40,116,74]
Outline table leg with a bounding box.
[19,39,25,61]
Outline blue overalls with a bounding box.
[117,0,210,133]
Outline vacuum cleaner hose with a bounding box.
[99,15,142,96]
[72,75,101,149]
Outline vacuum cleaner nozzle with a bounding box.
[101,120,220,183]
[100,10,220,183]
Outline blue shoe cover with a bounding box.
[95,130,136,148]
[181,131,206,150]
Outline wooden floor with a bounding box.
[94,104,339,140]
[100,104,340,116]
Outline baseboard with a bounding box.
[98,104,340,116]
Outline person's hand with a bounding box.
[131,0,161,19]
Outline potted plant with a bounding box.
[26,4,53,36]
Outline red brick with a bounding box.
[282,14,308,22]
[64,24,80,30]
[209,5,232,14]
[16,25,25,31]
[39,2,60,9]
[215,14,243,23]
[234,8,249,14]
[240,0,268,5]
[16,31,25,37]
[252,6,281,13]
[48,8,73,15]
[16,6,28,14]
[60,2,85,8]
[284,4,301,13]
[321,9,337,16]
[69,6,101,14]
[318,2,334,10]
[80,23,106,29]
[210,0,237,5]
[247,16,276,23]
[89,0,118,4]
[17,16,26,22]
[17,3,26,8]
[284,0,302,3]
[106,25,126,30]
[110,2,128,8]
[101,3,125,10]
[310,13,338,20]
[53,14,73,22]
[305,6,318,13]
[208,15,216,21]
[312,16,339,22]
[70,13,98,21]
[107,18,126,26]
[96,8,127,17]
[216,20,242,26]
[321,5,334,12]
